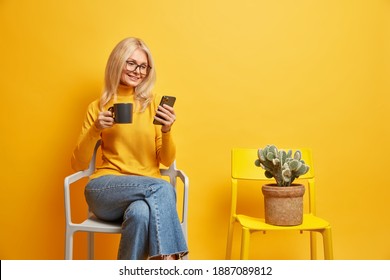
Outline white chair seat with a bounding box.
[70,215,122,233]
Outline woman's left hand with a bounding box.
[155,104,176,133]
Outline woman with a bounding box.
[71,37,188,260]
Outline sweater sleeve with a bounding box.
[156,130,176,167]
[71,100,101,171]
[153,94,176,167]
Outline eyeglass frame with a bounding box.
[125,60,151,75]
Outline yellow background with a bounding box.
[1,0,389,260]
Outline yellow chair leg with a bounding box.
[322,227,334,260]
[226,221,235,259]
[240,227,250,260]
[310,231,317,260]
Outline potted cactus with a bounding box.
[255,145,310,226]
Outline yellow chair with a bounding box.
[226,148,333,260]
[64,140,189,259]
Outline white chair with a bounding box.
[64,140,189,259]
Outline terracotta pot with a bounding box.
[262,184,305,226]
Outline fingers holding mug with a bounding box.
[95,111,115,130]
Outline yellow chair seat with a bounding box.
[237,213,330,231]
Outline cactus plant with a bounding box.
[255,144,310,186]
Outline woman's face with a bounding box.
[120,48,149,88]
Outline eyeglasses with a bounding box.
[125,60,151,75]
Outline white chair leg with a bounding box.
[65,229,73,260]
[88,232,94,260]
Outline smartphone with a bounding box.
[153,95,176,125]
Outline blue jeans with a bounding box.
[84,175,188,260]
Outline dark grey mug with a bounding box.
[108,103,133,124]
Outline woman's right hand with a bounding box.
[95,111,114,130]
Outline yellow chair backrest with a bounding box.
[232,148,314,180]
[231,147,316,215]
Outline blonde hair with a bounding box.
[99,37,156,112]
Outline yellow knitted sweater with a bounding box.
[71,86,176,179]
